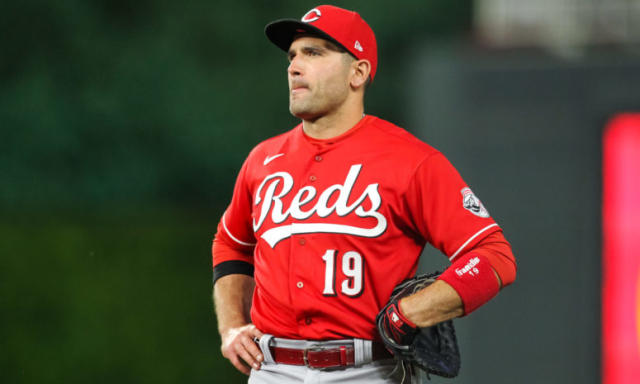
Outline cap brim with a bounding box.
[265,19,350,55]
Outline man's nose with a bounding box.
[288,56,302,77]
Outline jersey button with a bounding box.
[309,175,317,182]
[305,316,312,325]
[314,155,322,162]
[296,281,304,289]
[298,238,306,245]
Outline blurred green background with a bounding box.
[1,1,472,383]
[3,0,639,383]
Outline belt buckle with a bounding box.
[303,344,328,368]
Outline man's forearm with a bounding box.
[213,274,264,374]
[402,229,516,327]
[399,280,464,328]
[399,267,502,328]
[213,274,255,334]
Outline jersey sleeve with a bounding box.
[472,230,517,287]
[218,156,257,251]
[212,156,257,282]
[403,152,501,260]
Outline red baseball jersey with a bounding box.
[214,115,501,340]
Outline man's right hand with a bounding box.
[220,324,265,375]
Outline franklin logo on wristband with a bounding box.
[455,256,480,277]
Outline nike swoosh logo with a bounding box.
[263,153,285,165]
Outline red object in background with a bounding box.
[603,114,640,384]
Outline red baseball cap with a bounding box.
[265,5,378,81]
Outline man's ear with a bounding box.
[350,59,371,89]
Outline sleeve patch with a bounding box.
[461,187,490,218]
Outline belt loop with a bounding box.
[258,334,275,364]
[339,346,347,366]
[353,339,372,366]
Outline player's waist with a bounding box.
[256,335,393,369]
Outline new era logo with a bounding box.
[354,40,363,52]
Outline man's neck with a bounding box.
[302,105,365,140]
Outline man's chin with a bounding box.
[289,105,318,120]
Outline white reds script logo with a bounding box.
[253,164,387,247]
[301,8,321,23]
[461,187,490,218]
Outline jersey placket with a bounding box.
[289,147,329,334]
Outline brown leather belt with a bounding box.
[269,342,393,369]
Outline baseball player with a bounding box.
[212,5,516,383]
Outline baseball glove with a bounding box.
[376,272,461,379]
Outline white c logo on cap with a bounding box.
[301,8,321,23]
